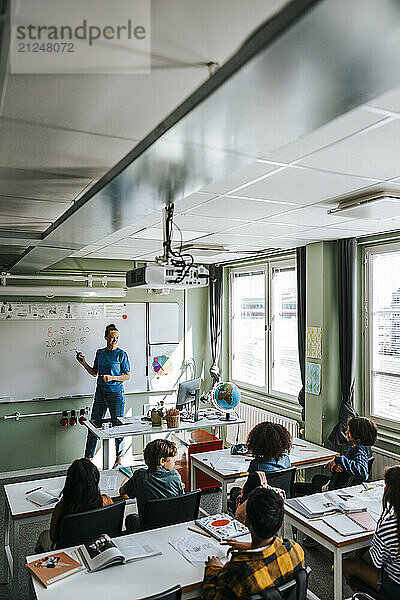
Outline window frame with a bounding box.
[229,256,299,403]
[364,241,400,432]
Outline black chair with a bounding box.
[142,585,182,600]
[245,467,297,499]
[249,566,311,600]
[140,490,201,531]
[348,577,386,600]
[367,456,375,480]
[330,456,376,490]
[56,500,126,549]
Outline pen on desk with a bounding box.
[292,443,306,447]
[25,486,41,495]
[298,449,318,452]
[188,526,212,538]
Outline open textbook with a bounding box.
[295,490,368,516]
[286,484,384,521]
[27,488,62,507]
[78,534,161,572]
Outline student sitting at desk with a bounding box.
[35,458,113,552]
[343,466,400,600]
[294,416,377,496]
[119,439,184,533]
[228,422,292,513]
[202,487,305,600]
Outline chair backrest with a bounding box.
[330,455,375,490]
[367,456,375,480]
[249,567,311,600]
[245,468,296,499]
[56,500,126,549]
[140,490,201,532]
[142,584,182,600]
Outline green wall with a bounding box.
[0,258,211,473]
[305,242,341,448]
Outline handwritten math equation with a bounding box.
[44,325,91,359]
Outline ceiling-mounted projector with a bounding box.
[126,264,209,289]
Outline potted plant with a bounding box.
[150,401,165,427]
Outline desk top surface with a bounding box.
[5,469,126,519]
[84,415,245,440]
[190,438,338,479]
[284,482,384,548]
[27,520,235,600]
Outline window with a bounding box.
[365,243,400,427]
[230,259,301,400]
[231,269,266,387]
[270,264,300,397]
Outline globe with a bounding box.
[212,382,241,413]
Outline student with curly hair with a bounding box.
[228,422,292,513]
[343,466,400,600]
[120,438,184,533]
[35,458,113,552]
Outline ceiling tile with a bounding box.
[332,217,400,234]
[201,160,285,194]
[187,196,294,220]
[298,119,400,180]
[0,215,51,232]
[131,227,206,242]
[228,221,310,237]
[192,232,264,247]
[0,120,136,171]
[284,226,367,241]
[174,192,217,214]
[107,238,161,251]
[173,214,251,232]
[266,107,386,163]
[0,197,71,220]
[367,85,400,113]
[264,206,354,228]
[232,166,379,206]
[0,167,93,202]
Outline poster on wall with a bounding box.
[306,326,322,359]
[147,343,184,391]
[305,361,321,395]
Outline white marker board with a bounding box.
[0,303,146,401]
[149,303,180,344]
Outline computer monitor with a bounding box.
[176,377,201,420]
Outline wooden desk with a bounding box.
[84,414,245,469]
[27,520,241,600]
[4,469,126,600]
[284,482,384,600]
[190,438,338,512]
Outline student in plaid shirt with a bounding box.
[202,487,304,599]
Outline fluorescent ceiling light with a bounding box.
[328,192,400,221]
[0,286,127,298]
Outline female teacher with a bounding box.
[76,323,130,468]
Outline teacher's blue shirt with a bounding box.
[94,347,130,391]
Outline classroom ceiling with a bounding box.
[2,0,400,272]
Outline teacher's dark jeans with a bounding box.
[85,388,125,458]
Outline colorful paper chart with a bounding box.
[306,361,321,395]
[307,326,322,359]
